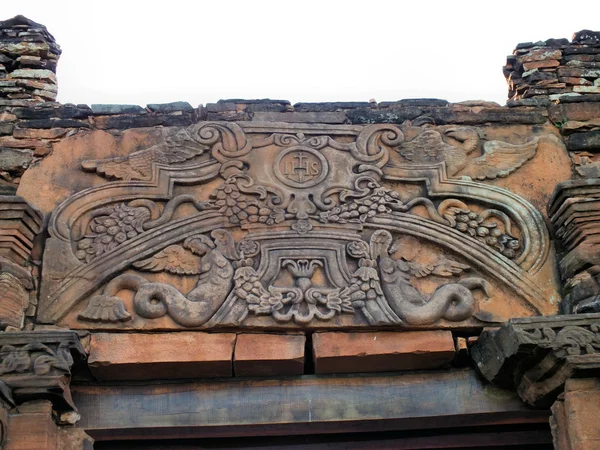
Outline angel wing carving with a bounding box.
[459,137,539,180]
[403,260,470,278]
[81,127,209,180]
[397,126,539,180]
[133,245,201,274]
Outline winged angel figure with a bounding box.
[369,230,490,325]
[397,127,539,180]
[79,230,238,326]
[81,125,211,180]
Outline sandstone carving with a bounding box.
[81,125,212,180]
[371,230,489,325]
[37,122,559,330]
[397,126,539,180]
[0,331,85,411]
[472,314,600,407]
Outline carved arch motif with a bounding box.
[38,122,558,329]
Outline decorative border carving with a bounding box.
[472,313,600,407]
[0,331,85,412]
[38,122,555,326]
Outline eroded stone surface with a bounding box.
[19,120,564,333]
[312,330,455,374]
[88,332,236,380]
[234,333,305,376]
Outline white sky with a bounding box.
[4,1,599,106]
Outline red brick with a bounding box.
[13,128,69,139]
[312,331,455,374]
[88,332,236,380]
[522,59,560,71]
[6,401,57,450]
[563,378,600,450]
[234,333,305,377]
[520,48,562,62]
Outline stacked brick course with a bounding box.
[505,30,600,102]
[0,15,60,103]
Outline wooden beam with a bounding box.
[93,429,553,450]
[72,369,549,441]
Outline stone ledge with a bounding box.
[471,313,600,407]
[88,332,236,381]
[233,333,305,377]
[312,330,455,374]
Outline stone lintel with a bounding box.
[88,332,237,380]
[312,330,456,374]
[233,333,305,377]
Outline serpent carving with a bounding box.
[81,230,236,327]
[371,230,489,325]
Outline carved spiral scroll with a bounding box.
[353,124,404,168]
[194,122,253,163]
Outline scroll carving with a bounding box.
[472,314,600,407]
[0,331,85,411]
[38,121,558,330]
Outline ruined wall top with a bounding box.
[0,15,60,104]
[505,29,600,103]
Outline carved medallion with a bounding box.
[273,146,329,188]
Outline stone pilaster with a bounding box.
[471,313,600,408]
[472,315,600,450]
[0,194,42,330]
[549,180,600,314]
[0,331,89,449]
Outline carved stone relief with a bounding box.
[472,313,600,407]
[31,121,562,330]
[0,331,85,412]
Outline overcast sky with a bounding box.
[4,1,599,106]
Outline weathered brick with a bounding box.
[88,332,236,380]
[18,119,90,129]
[92,113,192,129]
[522,59,560,71]
[0,122,14,135]
[12,127,68,139]
[519,48,562,62]
[8,68,56,83]
[557,67,600,78]
[294,101,372,112]
[234,333,305,377]
[146,101,194,113]
[13,105,90,120]
[567,131,600,151]
[312,331,455,374]
[90,104,146,115]
[549,102,600,122]
[252,111,347,124]
[562,378,600,449]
